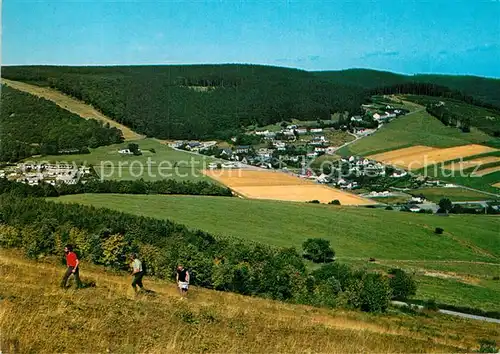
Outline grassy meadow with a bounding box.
[54,194,500,311]
[411,187,497,202]
[338,109,492,157]
[26,138,216,181]
[1,249,498,353]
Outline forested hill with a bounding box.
[0,85,123,162]
[1,65,367,140]
[314,69,500,107]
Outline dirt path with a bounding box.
[2,78,144,141]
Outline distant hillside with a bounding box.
[1,65,367,140]
[314,69,500,107]
[0,85,123,162]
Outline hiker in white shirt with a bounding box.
[130,253,145,293]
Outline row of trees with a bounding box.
[0,85,123,162]
[2,65,366,140]
[0,195,416,312]
[426,104,471,132]
[0,178,233,198]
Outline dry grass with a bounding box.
[1,249,498,353]
[472,166,500,176]
[2,79,144,141]
[368,144,497,170]
[203,169,374,205]
[443,156,500,171]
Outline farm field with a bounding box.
[494,183,500,188]
[2,250,498,354]
[422,167,500,194]
[26,138,215,181]
[338,109,492,157]
[473,166,500,177]
[368,144,497,170]
[54,194,500,311]
[2,79,143,141]
[203,169,374,205]
[443,156,500,171]
[411,187,497,202]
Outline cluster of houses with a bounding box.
[0,163,93,186]
[372,105,407,122]
[169,140,218,152]
[300,155,410,190]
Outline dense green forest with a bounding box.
[1,65,367,140]
[314,68,500,107]
[3,65,499,141]
[0,85,123,162]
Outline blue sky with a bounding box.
[3,0,500,77]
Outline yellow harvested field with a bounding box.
[369,146,438,162]
[2,79,144,141]
[204,169,375,205]
[472,166,500,176]
[493,182,500,188]
[369,144,497,170]
[443,156,500,170]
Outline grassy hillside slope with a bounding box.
[1,249,498,353]
[27,138,214,181]
[54,194,500,261]
[337,109,491,156]
[55,194,500,311]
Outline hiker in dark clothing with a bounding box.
[61,244,82,288]
[131,253,145,293]
[176,265,190,298]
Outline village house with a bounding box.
[257,148,274,159]
[306,152,318,158]
[119,148,134,155]
[235,145,250,154]
[310,128,323,133]
[409,206,421,213]
[254,130,270,136]
[220,148,233,157]
[273,141,286,150]
[411,196,425,203]
[263,132,277,140]
[350,116,363,122]
[314,147,327,153]
[296,128,308,135]
[391,171,408,178]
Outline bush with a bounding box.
[476,339,498,353]
[302,238,335,263]
[435,227,444,234]
[388,268,417,300]
[329,200,341,205]
[359,273,392,312]
[385,206,394,210]
[424,299,439,311]
[438,198,453,213]
[100,234,129,269]
[308,200,320,204]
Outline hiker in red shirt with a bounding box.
[61,244,82,289]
